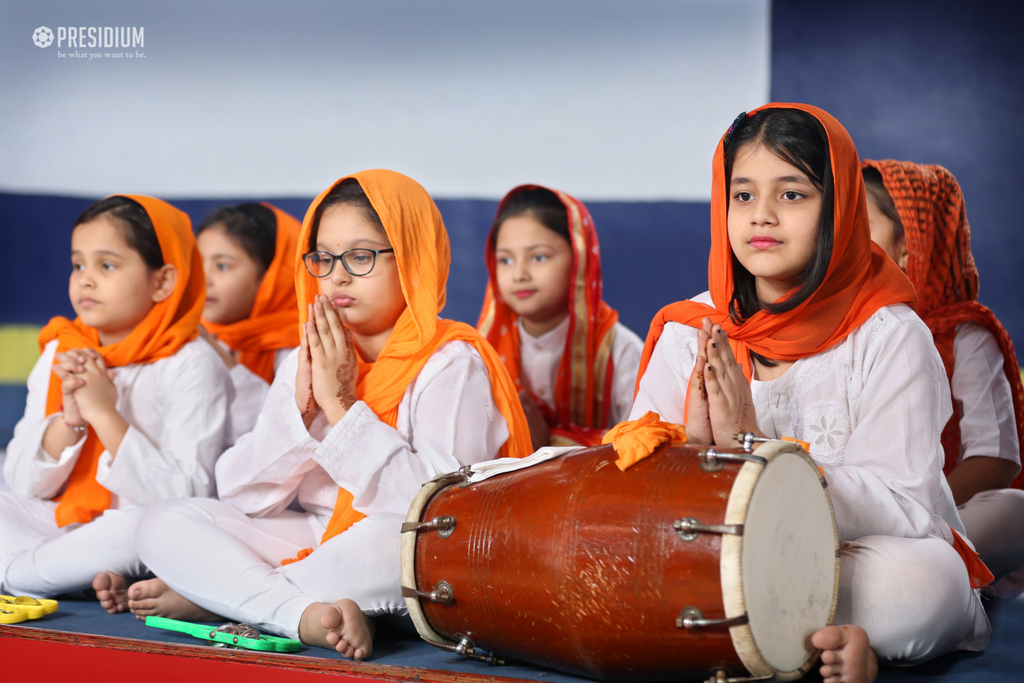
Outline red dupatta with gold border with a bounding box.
[478,185,619,447]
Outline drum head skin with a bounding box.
[721,442,840,679]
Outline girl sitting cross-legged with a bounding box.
[123,170,531,660]
[1,195,229,608]
[631,104,991,683]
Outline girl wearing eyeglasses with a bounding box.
[195,202,301,445]
[124,171,531,661]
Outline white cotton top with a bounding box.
[214,341,511,530]
[517,316,643,428]
[4,338,231,507]
[630,292,965,544]
[951,321,1020,468]
[223,346,294,446]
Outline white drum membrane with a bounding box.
[720,446,839,678]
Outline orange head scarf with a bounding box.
[202,203,301,383]
[38,195,204,527]
[288,170,532,559]
[477,186,619,447]
[636,103,918,394]
[863,159,1024,485]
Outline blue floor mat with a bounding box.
[877,594,1024,682]
[5,594,1023,682]
[8,598,586,682]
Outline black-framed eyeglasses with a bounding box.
[302,248,395,278]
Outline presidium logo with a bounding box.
[33,26,53,48]
[31,24,146,59]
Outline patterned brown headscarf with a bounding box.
[862,160,1023,486]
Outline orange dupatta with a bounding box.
[632,105,989,587]
[635,103,918,392]
[863,159,1024,488]
[291,170,532,557]
[38,195,204,527]
[203,204,301,383]
[477,185,619,447]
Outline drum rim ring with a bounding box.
[401,473,464,650]
[721,440,840,681]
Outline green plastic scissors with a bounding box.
[145,616,302,652]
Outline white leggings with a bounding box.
[136,498,406,640]
[836,535,990,665]
[0,490,148,596]
[957,487,1024,584]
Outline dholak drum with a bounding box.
[401,440,839,682]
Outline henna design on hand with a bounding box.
[301,393,318,427]
[739,394,753,430]
[335,354,357,410]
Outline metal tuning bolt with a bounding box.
[455,634,476,656]
[400,515,457,538]
[705,670,773,683]
[676,607,749,630]
[401,580,455,604]
[425,581,454,604]
[733,432,771,452]
[699,448,724,472]
[674,517,701,542]
[673,518,744,541]
[458,635,506,665]
[700,447,767,468]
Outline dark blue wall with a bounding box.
[772,0,1024,351]
[0,192,710,339]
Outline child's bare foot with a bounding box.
[93,572,129,614]
[127,578,221,622]
[299,599,375,660]
[811,624,878,683]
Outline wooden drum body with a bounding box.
[401,441,839,682]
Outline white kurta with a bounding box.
[223,346,293,446]
[517,316,643,428]
[949,321,1024,584]
[630,294,989,663]
[138,340,512,638]
[950,322,1019,467]
[0,338,231,595]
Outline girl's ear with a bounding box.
[894,236,909,272]
[150,264,178,303]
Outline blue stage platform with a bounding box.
[2,594,1022,682]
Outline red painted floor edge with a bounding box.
[0,625,525,683]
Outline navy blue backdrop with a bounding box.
[771,0,1024,348]
[0,193,710,337]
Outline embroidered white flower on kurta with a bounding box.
[809,414,844,450]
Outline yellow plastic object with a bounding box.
[0,606,29,624]
[0,595,58,620]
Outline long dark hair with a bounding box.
[198,203,277,273]
[308,178,386,251]
[491,187,570,250]
[724,108,835,326]
[74,196,164,271]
